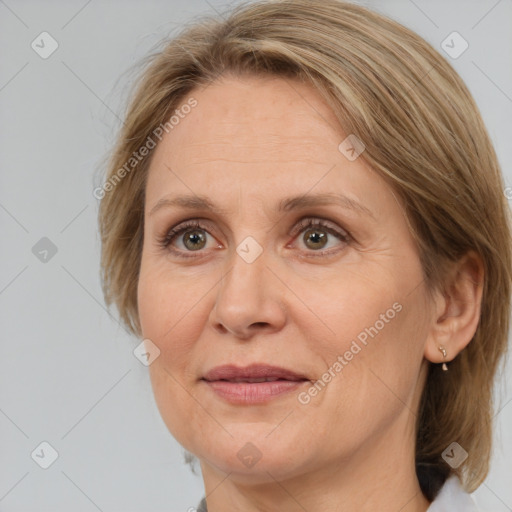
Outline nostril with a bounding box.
[251,322,268,328]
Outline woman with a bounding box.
[97,1,511,510]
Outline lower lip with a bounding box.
[202,379,307,404]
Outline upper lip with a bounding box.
[202,364,309,382]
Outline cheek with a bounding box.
[138,250,201,338]
[137,260,220,397]
[299,256,428,400]
[315,286,428,417]
[294,264,401,348]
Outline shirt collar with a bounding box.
[427,474,479,511]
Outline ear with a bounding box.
[424,250,484,365]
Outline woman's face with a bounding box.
[138,74,433,483]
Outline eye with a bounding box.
[156,220,220,258]
[289,217,350,256]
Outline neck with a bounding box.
[199,411,431,512]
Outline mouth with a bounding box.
[201,364,310,404]
[212,377,300,383]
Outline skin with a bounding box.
[137,73,484,512]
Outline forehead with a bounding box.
[151,74,346,167]
[148,76,360,194]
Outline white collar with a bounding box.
[427,474,479,511]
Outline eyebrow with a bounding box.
[149,192,375,220]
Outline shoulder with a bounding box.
[427,474,480,511]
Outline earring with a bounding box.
[438,345,448,371]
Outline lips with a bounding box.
[201,364,310,404]
[202,364,308,382]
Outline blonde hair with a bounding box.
[97,0,512,499]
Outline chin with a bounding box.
[199,447,305,484]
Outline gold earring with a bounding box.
[438,345,448,371]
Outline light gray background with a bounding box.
[0,0,511,511]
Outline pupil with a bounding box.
[305,229,327,249]
[185,230,206,250]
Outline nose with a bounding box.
[208,243,287,340]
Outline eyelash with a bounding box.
[156,217,351,259]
